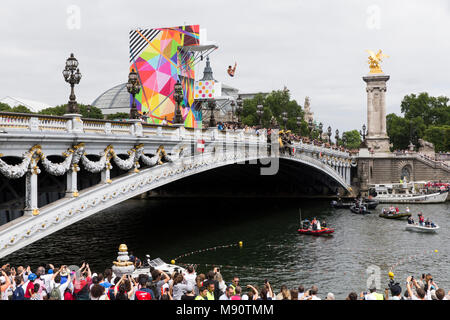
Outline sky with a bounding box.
[0,0,449,132]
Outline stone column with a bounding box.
[363,74,391,153]
[101,162,112,184]
[24,167,40,216]
[66,165,79,197]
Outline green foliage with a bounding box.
[0,102,12,112]
[387,92,449,151]
[107,112,130,120]
[39,104,103,119]
[423,125,450,153]
[342,130,362,150]
[241,88,304,132]
[401,93,449,126]
[11,105,33,114]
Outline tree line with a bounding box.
[387,93,450,152]
[0,102,129,120]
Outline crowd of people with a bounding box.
[1,262,449,301]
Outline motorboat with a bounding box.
[364,199,379,209]
[298,228,335,236]
[298,220,334,236]
[350,205,371,215]
[379,211,412,219]
[132,255,186,278]
[369,182,449,204]
[331,200,353,209]
[405,223,439,233]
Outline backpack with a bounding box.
[49,285,62,300]
[12,285,25,300]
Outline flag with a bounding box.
[197,139,205,153]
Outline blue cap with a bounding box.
[28,273,37,281]
[48,269,54,274]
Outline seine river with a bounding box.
[4,198,449,299]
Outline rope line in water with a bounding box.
[172,242,243,263]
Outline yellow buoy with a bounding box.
[239,241,243,248]
[435,250,438,253]
[171,260,176,265]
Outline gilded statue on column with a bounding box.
[366,49,389,74]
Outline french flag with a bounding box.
[197,139,205,153]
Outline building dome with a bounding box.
[91,83,130,115]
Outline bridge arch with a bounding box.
[0,149,352,259]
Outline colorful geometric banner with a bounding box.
[129,25,202,128]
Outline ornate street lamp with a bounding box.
[296,117,302,134]
[230,100,236,123]
[63,53,82,114]
[126,68,141,120]
[360,124,367,141]
[208,100,217,127]
[335,129,340,147]
[236,96,243,125]
[327,126,332,143]
[257,105,264,126]
[318,122,323,142]
[173,80,184,124]
[342,134,348,147]
[282,111,288,130]
[308,118,314,139]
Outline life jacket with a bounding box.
[374,292,384,300]
[206,291,215,300]
[195,295,206,300]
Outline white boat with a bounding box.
[369,182,448,204]
[132,255,186,278]
[405,223,440,233]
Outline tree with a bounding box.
[342,130,362,150]
[107,112,130,120]
[241,88,304,131]
[423,125,450,153]
[401,93,450,126]
[39,104,103,119]
[11,105,33,114]
[0,103,12,112]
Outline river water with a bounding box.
[3,198,449,299]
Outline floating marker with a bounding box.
[239,241,243,248]
[171,260,176,265]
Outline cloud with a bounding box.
[0,0,449,133]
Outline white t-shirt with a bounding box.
[310,295,321,300]
[183,272,197,288]
[219,293,231,300]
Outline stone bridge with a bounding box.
[0,112,354,258]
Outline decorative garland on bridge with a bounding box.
[0,143,184,179]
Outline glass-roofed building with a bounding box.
[91,83,130,116]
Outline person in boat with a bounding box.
[425,218,431,227]
[407,216,414,225]
[389,206,395,214]
[321,220,327,228]
[418,213,425,226]
[430,221,436,228]
[395,207,400,214]
[301,219,311,230]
